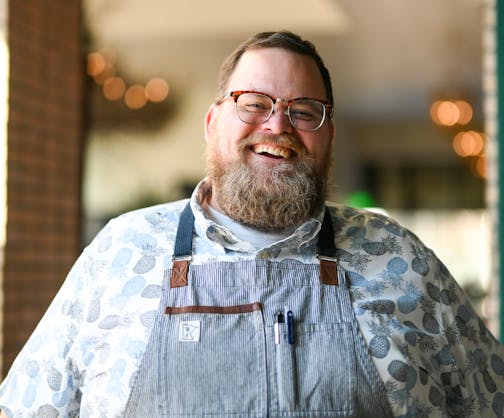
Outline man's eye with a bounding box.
[242,103,269,113]
[291,110,316,121]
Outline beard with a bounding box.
[206,133,330,231]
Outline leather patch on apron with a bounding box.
[171,260,189,288]
[319,258,339,286]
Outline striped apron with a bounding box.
[125,203,393,417]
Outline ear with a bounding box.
[204,104,218,143]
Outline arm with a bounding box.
[433,256,504,416]
[0,249,93,415]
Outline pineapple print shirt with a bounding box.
[0,179,503,417]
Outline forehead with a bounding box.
[226,47,327,99]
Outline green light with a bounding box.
[345,190,376,208]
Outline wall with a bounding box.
[2,0,84,375]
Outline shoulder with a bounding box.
[325,203,440,293]
[325,203,418,253]
[106,199,189,234]
[76,199,191,290]
[88,199,189,253]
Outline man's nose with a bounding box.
[262,105,293,134]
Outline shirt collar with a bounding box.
[190,178,325,254]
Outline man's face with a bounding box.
[205,47,334,230]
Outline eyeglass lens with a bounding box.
[236,92,326,131]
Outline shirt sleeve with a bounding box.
[433,255,504,417]
[0,247,94,417]
[336,206,504,418]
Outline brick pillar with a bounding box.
[3,0,84,375]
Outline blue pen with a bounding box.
[287,310,295,344]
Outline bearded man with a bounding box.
[1,31,503,418]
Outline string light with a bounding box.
[103,77,126,101]
[124,84,148,109]
[431,100,459,126]
[430,96,483,179]
[454,100,473,125]
[87,49,170,110]
[145,78,169,103]
[87,52,106,77]
[452,131,485,157]
[474,155,487,179]
[430,99,473,126]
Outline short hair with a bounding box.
[215,31,333,105]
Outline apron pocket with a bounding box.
[159,303,267,417]
[276,321,357,416]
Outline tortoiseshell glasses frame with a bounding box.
[217,90,334,132]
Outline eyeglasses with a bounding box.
[217,90,334,132]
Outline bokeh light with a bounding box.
[88,50,169,111]
[124,84,147,109]
[431,100,460,126]
[473,155,487,179]
[103,77,126,101]
[430,99,474,126]
[87,52,106,77]
[455,100,473,125]
[87,50,117,84]
[145,78,169,103]
[452,130,485,157]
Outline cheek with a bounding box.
[209,125,248,163]
[217,120,256,150]
[302,134,333,173]
[302,133,332,157]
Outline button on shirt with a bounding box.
[0,179,503,417]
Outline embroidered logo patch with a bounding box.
[179,320,201,342]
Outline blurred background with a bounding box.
[0,0,501,375]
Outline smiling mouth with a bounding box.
[251,144,295,159]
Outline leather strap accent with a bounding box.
[170,202,194,288]
[319,258,338,286]
[170,260,189,288]
[165,302,262,315]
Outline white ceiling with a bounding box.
[84,0,349,40]
[83,0,486,118]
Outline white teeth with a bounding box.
[252,144,292,159]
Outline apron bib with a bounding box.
[125,204,393,418]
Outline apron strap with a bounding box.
[170,203,340,287]
[317,208,339,286]
[170,202,194,288]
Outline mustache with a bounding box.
[239,133,308,157]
